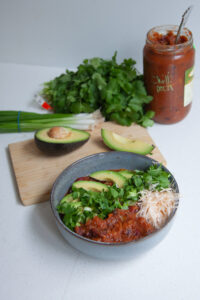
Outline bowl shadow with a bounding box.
[29,201,80,258]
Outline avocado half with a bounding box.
[35,126,90,155]
[101,128,154,155]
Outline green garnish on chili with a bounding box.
[57,165,171,230]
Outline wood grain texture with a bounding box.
[8,122,166,206]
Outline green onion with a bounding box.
[0,110,104,133]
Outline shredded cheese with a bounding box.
[137,189,179,229]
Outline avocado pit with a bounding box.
[48,126,71,139]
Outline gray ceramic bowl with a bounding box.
[50,152,179,260]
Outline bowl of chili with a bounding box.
[50,152,179,260]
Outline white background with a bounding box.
[0,0,199,75]
[0,1,200,300]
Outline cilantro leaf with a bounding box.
[42,52,154,127]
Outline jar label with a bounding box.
[184,66,194,107]
[152,72,174,94]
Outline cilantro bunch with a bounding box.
[42,52,154,127]
[57,165,171,230]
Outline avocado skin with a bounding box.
[34,135,89,155]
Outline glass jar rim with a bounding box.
[146,25,193,51]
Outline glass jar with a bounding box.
[143,25,195,124]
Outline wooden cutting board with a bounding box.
[8,122,166,206]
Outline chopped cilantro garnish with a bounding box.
[57,165,171,230]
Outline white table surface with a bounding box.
[0,62,200,300]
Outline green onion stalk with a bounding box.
[0,110,104,133]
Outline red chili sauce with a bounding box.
[143,26,194,124]
[72,171,155,243]
[75,205,154,243]
[151,30,188,45]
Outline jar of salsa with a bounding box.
[143,25,195,124]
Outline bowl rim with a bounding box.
[50,151,179,246]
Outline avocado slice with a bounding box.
[60,193,78,204]
[72,181,108,192]
[101,128,154,155]
[118,170,134,179]
[35,126,90,155]
[89,170,126,188]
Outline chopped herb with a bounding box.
[57,164,171,230]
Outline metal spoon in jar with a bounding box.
[175,5,193,44]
